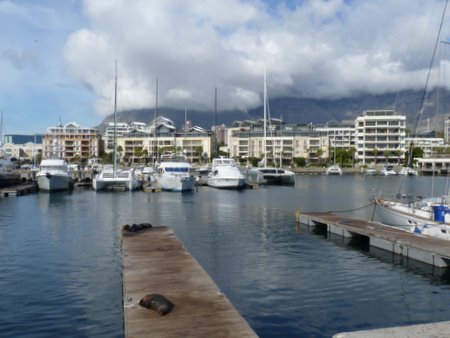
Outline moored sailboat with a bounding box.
[246,70,295,186]
[373,2,450,240]
[92,62,141,191]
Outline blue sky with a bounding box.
[0,0,449,134]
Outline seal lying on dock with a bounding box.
[139,293,175,315]
[122,223,152,232]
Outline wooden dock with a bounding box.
[121,226,258,338]
[0,183,37,198]
[300,212,450,268]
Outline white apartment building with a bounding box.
[227,121,329,164]
[405,137,445,158]
[316,122,356,150]
[43,122,100,162]
[355,110,406,165]
[103,121,148,152]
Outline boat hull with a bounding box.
[93,176,140,191]
[92,169,141,191]
[248,167,295,185]
[157,175,196,192]
[207,177,245,189]
[37,174,72,192]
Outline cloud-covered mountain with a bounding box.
[97,88,450,134]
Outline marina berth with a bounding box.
[36,158,73,192]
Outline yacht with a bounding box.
[207,157,245,189]
[155,153,196,192]
[36,159,73,192]
[326,164,343,175]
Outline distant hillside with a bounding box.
[96,88,450,133]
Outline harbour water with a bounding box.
[1,175,450,337]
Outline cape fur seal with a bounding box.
[139,293,174,315]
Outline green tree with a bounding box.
[194,146,203,163]
[316,148,324,164]
[134,147,144,164]
[142,149,149,165]
[383,150,391,164]
[293,157,306,167]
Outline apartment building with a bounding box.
[42,122,100,162]
[227,120,329,164]
[116,118,212,164]
[354,110,406,165]
[103,121,148,152]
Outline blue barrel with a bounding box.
[433,205,446,222]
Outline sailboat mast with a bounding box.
[113,61,118,175]
[154,78,158,163]
[263,70,267,167]
[213,87,217,159]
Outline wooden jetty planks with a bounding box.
[122,226,258,338]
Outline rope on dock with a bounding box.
[326,201,375,214]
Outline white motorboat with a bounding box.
[36,158,73,192]
[92,165,141,191]
[380,165,397,176]
[207,157,245,189]
[326,164,342,175]
[155,153,196,192]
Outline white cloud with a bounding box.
[63,0,450,118]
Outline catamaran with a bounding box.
[92,62,141,191]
